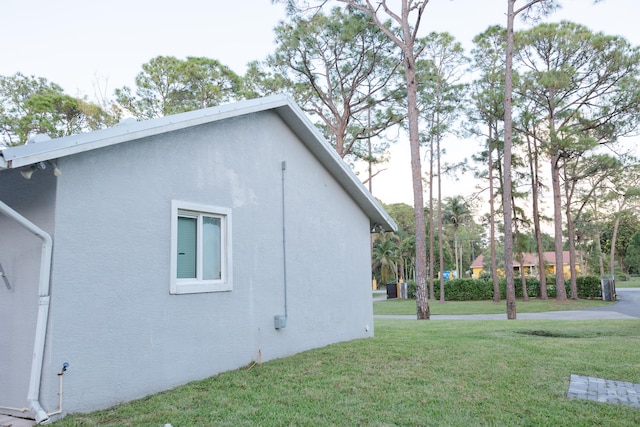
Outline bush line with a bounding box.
[403,275,604,300]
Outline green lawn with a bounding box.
[374,297,614,316]
[621,276,640,288]
[55,319,640,426]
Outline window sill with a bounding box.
[170,281,233,294]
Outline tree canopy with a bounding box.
[0,73,117,147]
[260,7,403,164]
[2,1,639,300]
[115,56,244,119]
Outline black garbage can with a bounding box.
[386,282,397,299]
[601,276,616,301]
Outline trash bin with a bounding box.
[399,281,408,299]
[601,276,616,301]
[386,282,398,299]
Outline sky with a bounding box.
[2,0,640,206]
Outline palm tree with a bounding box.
[399,235,416,283]
[372,232,402,285]
[442,196,471,279]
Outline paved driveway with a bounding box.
[374,288,640,320]
[584,287,640,317]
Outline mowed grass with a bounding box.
[55,319,640,427]
[622,276,640,288]
[374,297,614,316]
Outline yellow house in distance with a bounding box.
[470,251,578,279]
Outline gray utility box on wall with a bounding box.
[274,315,287,329]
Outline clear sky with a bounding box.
[2,0,639,205]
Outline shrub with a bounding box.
[510,277,540,298]
[407,281,416,299]
[446,278,490,300]
[576,275,602,299]
[398,275,603,301]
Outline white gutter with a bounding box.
[0,199,52,424]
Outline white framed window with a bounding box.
[170,200,232,294]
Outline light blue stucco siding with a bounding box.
[35,110,373,414]
[0,170,56,411]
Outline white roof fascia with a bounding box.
[0,95,292,170]
[273,100,397,232]
[0,94,396,232]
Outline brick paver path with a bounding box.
[567,374,640,407]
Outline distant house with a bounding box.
[0,95,396,424]
[470,251,579,279]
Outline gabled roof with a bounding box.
[0,94,396,232]
[470,251,572,269]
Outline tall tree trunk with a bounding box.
[367,108,372,193]
[454,236,459,279]
[405,52,430,319]
[394,261,399,283]
[519,254,529,301]
[489,126,500,302]
[610,215,621,280]
[438,132,445,303]
[459,242,463,279]
[550,153,568,300]
[335,0,433,318]
[526,134,548,299]
[595,198,605,278]
[564,172,578,299]
[512,199,528,302]
[429,132,435,300]
[503,0,517,319]
[599,253,605,277]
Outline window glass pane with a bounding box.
[177,216,197,278]
[202,216,222,280]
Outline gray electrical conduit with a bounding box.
[281,161,288,320]
[0,199,52,424]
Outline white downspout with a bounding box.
[0,199,52,424]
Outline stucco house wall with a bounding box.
[0,96,395,421]
[0,171,56,410]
